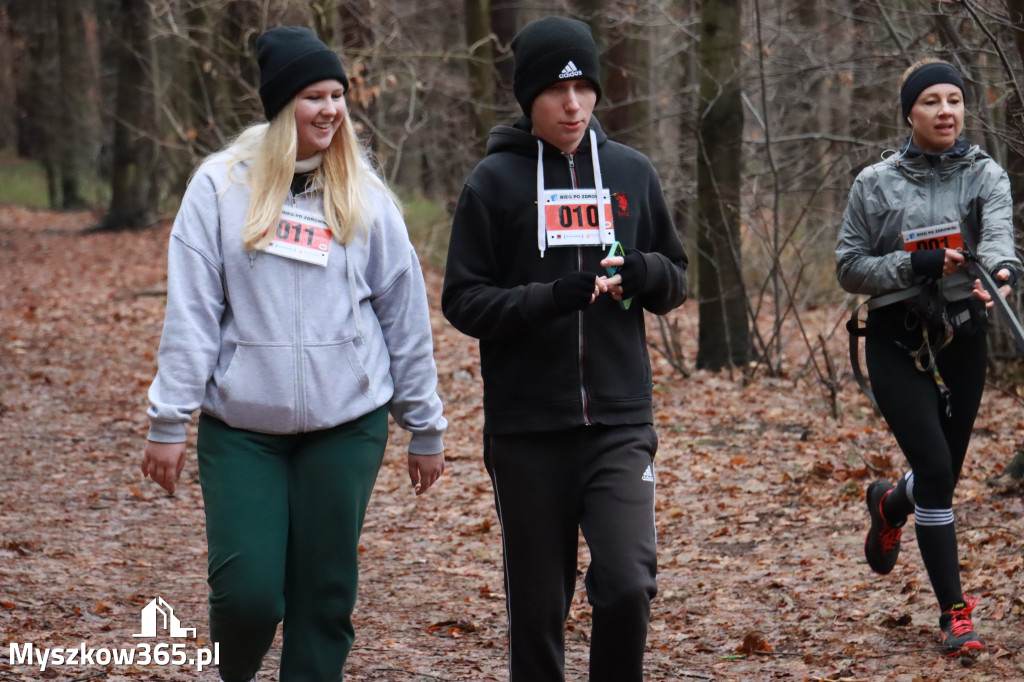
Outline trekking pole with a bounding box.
[961,249,1024,354]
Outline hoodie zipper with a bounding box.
[564,150,591,426]
[288,189,307,432]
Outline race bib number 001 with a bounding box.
[901,221,963,253]
[261,206,332,266]
[543,189,615,247]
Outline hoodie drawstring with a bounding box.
[345,243,364,338]
[536,140,547,258]
[588,130,610,248]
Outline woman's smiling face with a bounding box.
[294,79,346,160]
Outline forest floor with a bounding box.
[2,205,1024,682]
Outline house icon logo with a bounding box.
[132,597,197,638]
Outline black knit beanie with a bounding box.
[511,16,603,115]
[256,26,349,121]
[900,62,964,123]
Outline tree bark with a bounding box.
[99,0,154,231]
[696,0,749,370]
[11,0,59,206]
[1002,0,1024,479]
[464,0,494,153]
[1005,0,1024,235]
[489,0,518,107]
[0,4,16,151]
[55,0,100,209]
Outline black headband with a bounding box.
[901,62,964,121]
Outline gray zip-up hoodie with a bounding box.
[836,140,1021,301]
[146,152,446,454]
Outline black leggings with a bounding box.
[865,305,987,509]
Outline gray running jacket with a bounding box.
[836,141,1021,301]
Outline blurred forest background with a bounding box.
[2,0,1024,390]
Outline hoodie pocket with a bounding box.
[300,339,377,431]
[216,342,298,433]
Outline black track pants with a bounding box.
[484,424,659,682]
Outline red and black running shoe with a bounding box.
[940,595,985,655]
[864,480,903,575]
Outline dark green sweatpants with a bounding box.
[196,407,388,682]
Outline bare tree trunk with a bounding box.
[602,17,631,142]
[934,13,1002,160]
[55,0,100,209]
[848,1,880,145]
[99,0,154,231]
[1006,0,1024,235]
[1001,0,1024,480]
[338,0,378,150]
[490,0,518,114]
[215,1,260,132]
[182,2,221,160]
[11,0,59,206]
[573,0,647,148]
[696,0,749,370]
[464,0,494,152]
[0,4,16,151]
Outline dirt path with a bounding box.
[1,206,1022,681]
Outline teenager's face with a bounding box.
[908,83,964,154]
[294,79,346,160]
[530,79,597,154]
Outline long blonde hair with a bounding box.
[225,98,398,250]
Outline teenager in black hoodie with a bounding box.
[441,16,688,682]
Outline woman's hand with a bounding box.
[141,441,187,494]
[940,248,966,277]
[408,452,445,495]
[972,268,1012,308]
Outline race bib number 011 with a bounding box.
[902,221,963,253]
[261,206,332,266]
[543,189,615,246]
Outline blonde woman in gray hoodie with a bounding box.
[141,26,446,682]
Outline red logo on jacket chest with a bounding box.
[614,192,630,216]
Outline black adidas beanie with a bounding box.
[256,26,349,122]
[511,16,603,115]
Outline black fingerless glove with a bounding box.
[619,250,649,299]
[552,271,597,312]
[993,263,1018,289]
[910,249,944,280]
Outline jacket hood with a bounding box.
[485,115,609,158]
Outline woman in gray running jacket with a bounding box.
[836,58,1020,656]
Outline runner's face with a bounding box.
[530,79,596,154]
[909,83,964,154]
[294,79,346,160]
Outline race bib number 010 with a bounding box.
[543,189,615,246]
[901,221,963,253]
[261,206,332,266]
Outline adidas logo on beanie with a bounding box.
[511,16,603,115]
[560,61,584,79]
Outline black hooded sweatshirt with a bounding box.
[441,116,688,435]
